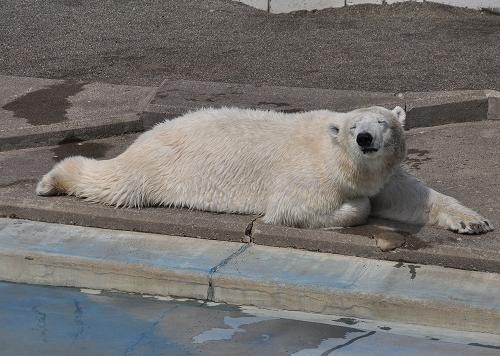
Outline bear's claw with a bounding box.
[450,219,494,234]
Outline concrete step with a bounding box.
[0,218,499,335]
[0,75,155,151]
[2,75,499,151]
[142,79,499,129]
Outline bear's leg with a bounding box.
[314,197,371,229]
[371,169,493,234]
[263,197,370,228]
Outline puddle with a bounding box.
[52,136,111,162]
[192,316,275,344]
[405,148,431,170]
[2,81,87,126]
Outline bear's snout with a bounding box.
[356,132,373,148]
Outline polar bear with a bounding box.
[36,106,493,234]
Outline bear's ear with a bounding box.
[392,106,406,127]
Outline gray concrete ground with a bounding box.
[0,75,155,150]
[1,281,499,355]
[1,120,498,272]
[0,1,499,92]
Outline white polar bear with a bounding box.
[37,106,493,234]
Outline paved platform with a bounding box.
[2,282,499,355]
[0,75,155,150]
[1,120,498,272]
[1,219,500,335]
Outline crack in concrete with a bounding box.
[73,299,85,342]
[206,243,251,301]
[123,309,170,356]
[32,306,48,343]
[244,215,262,243]
[321,330,376,355]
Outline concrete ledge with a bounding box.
[251,219,500,273]
[1,218,500,334]
[0,219,244,300]
[0,75,155,151]
[213,244,500,334]
[143,80,498,130]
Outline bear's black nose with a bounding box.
[356,132,373,147]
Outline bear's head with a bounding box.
[331,106,407,169]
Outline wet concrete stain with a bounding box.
[333,317,358,325]
[73,300,85,341]
[124,310,169,355]
[282,108,305,113]
[394,262,420,279]
[407,265,420,280]
[468,342,500,350]
[2,81,87,126]
[405,148,431,170]
[52,136,111,162]
[337,225,410,251]
[32,306,48,343]
[257,101,289,107]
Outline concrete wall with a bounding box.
[236,0,500,13]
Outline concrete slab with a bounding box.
[0,134,255,242]
[401,90,490,129]
[2,282,499,355]
[0,75,155,151]
[212,244,500,334]
[142,80,404,128]
[0,219,244,300]
[142,80,494,130]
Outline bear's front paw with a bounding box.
[445,211,494,234]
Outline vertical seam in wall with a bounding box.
[206,243,251,301]
[267,0,270,12]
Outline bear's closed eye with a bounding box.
[330,125,339,135]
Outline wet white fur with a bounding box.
[37,106,493,233]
